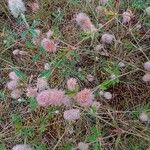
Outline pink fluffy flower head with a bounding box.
[63,109,80,121]
[36,89,50,106]
[11,89,22,99]
[7,80,18,90]
[122,10,133,24]
[67,78,77,91]
[37,77,49,91]
[26,87,37,97]
[101,33,114,44]
[46,30,53,38]
[9,71,19,80]
[36,89,65,106]
[48,89,66,106]
[76,13,96,32]
[62,96,72,107]
[41,38,57,53]
[75,88,94,107]
[28,1,39,12]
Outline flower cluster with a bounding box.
[23,77,96,123]
[13,49,28,56]
[31,28,57,53]
[36,89,66,106]
[35,78,94,109]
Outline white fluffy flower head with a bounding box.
[144,61,150,71]
[145,7,150,16]
[12,144,32,150]
[78,142,89,150]
[139,112,149,122]
[63,109,80,121]
[103,92,112,100]
[8,0,26,18]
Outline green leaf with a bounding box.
[66,85,79,97]
[86,127,101,143]
[92,141,101,150]
[13,69,27,80]
[39,123,47,133]
[144,22,150,26]
[32,47,45,62]
[29,29,38,38]
[0,143,6,150]
[47,107,58,118]
[61,143,73,150]
[99,79,119,90]
[11,113,22,130]
[90,106,97,115]
[21,127,34,138]
[39,70,52,79]
[21,30,29,39]
[26,41,35,49]
[36,144,47,150]
[31,20,41,29]
[0,91,6,101]
[28,97,38,112]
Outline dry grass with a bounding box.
[0,0,150,149]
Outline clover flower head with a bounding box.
[75,88,94,107]
[67,78,77,91]
[8,0,26,18]
[78,142,89,150]
[139,112,149,122]
[144,61,150,71]
[9,71,19,80]
[26,87,37,97]
[37,77,49,91]
[41,38,57,53]
[145,7,150,16]
[76,13,96,32]
[12,144,32,150]
[63,109,80,121]
[11,89,22,99]
[101,33,114,44]
[7,80,18,90]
